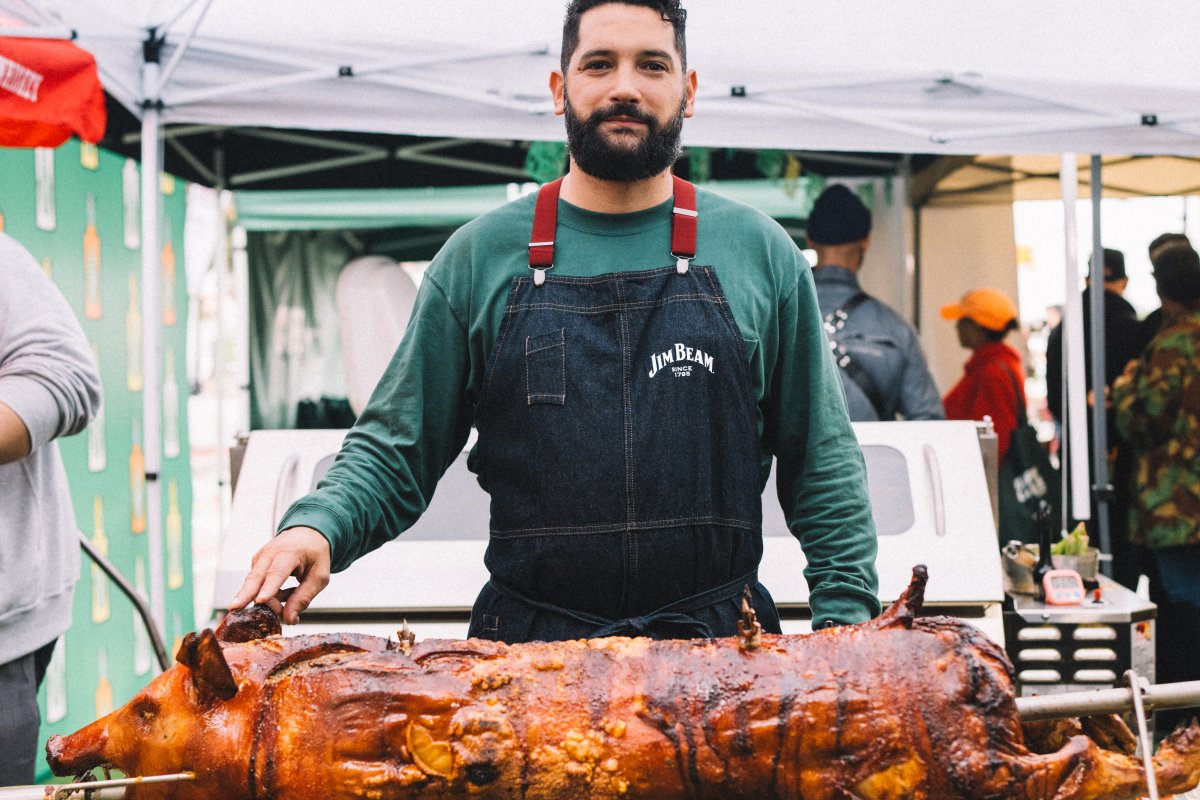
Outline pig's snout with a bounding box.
[46,722,109,776]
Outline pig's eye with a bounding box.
[132,700,158,721]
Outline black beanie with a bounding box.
[1090,248,1126,281]
[806,184,871,245]
[1154,246,1200,305]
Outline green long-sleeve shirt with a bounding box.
[278,188,880,626]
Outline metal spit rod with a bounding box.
[0,772,194,800]
[1015,679,1200,722]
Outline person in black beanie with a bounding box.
[807,184,943,421]
[1044,247,1143,587]
[1136,232,1194,352]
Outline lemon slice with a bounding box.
[408,722,454,778]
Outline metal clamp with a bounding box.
[1124,669,1159,800]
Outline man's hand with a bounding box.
[1113,358,1140,393]
[230,527,331,625]
[0,400,32,465]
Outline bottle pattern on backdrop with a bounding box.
[133,556,152,676]
[130,418,146,533]
[80,142,99,170]
[163,346,180,459]
[167,478,184,590]
[35,147,55,231]
[126,273,143,392]
[90,496,109,624]
[45,636,67,724]
[83,193,102,320]
[95,646,113,718]
[162,218,177,327]
[122,158,140,249]
[87,349,106,472]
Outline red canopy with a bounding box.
[0,36,106,147]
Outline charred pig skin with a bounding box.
[47,567,1200,800]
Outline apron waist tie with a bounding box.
[486,570,757,640]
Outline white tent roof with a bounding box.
[4,0,1200,155]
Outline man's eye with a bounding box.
[643,62,669,72]
[584,61,610,71]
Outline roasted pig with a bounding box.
[47,567,1200,800]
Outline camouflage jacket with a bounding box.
[1112,309,1200,549]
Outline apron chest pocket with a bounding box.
[525,328,566,405]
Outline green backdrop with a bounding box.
[0,139,193,784]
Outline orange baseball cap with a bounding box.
[939,288,1018,332]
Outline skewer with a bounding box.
[0,772,194,800]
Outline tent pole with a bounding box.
[1088,155,1113,574]
[141,30,166,636]
[1061,155,1090,530]
[156,0,214,93]
[213,144,230,537]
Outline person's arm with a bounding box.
[232,267,474,622]
[768,247,880,628]
[1113,339,1182,448]
[1044,324,1064,425]
[0,400,31,464]
[0,237,101,462]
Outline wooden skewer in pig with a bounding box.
[47,566,1200,800]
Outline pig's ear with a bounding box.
[176,629,238,700]
[215,604,282,643]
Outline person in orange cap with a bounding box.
[939,288,1024,463]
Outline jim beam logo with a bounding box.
[648,342,715,379]
[0,54,43,102]
[1013,465,1048,503]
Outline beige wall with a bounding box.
[856,177,914,322]
[917,203,1020,394]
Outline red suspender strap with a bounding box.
[670,175,698,259]
[528,175,697,283]
[529,177,563,269]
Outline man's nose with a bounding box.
[608,64,642,104]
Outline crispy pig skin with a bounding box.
[46,567,1200,800]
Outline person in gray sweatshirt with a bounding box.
[0,232,101,786]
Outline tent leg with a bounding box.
[1061,155,1091,530]
[1088,155,1113,574]
[141,36,166,638]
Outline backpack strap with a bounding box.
[823,292,887,419]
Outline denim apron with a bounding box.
[468,176,781,643]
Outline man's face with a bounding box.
[551,3,696,182]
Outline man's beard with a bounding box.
[564,94,686,182]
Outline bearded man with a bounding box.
[232,0,879,641]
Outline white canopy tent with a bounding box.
[4,0,1200,626]
[5,1,1200,154]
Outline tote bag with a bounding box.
[998,365,1061,544]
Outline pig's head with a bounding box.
[45,606,388,796]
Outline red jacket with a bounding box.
[943,342,1026,464]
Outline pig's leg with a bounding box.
[998,721,1200,800]
[1150,719,1200,795]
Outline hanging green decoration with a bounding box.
[755,149,785,180]
[856,182,876,211]
[687,147,712,183]
[524,141,568,184]
[801,174,827,216]
[782,154,801,198]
